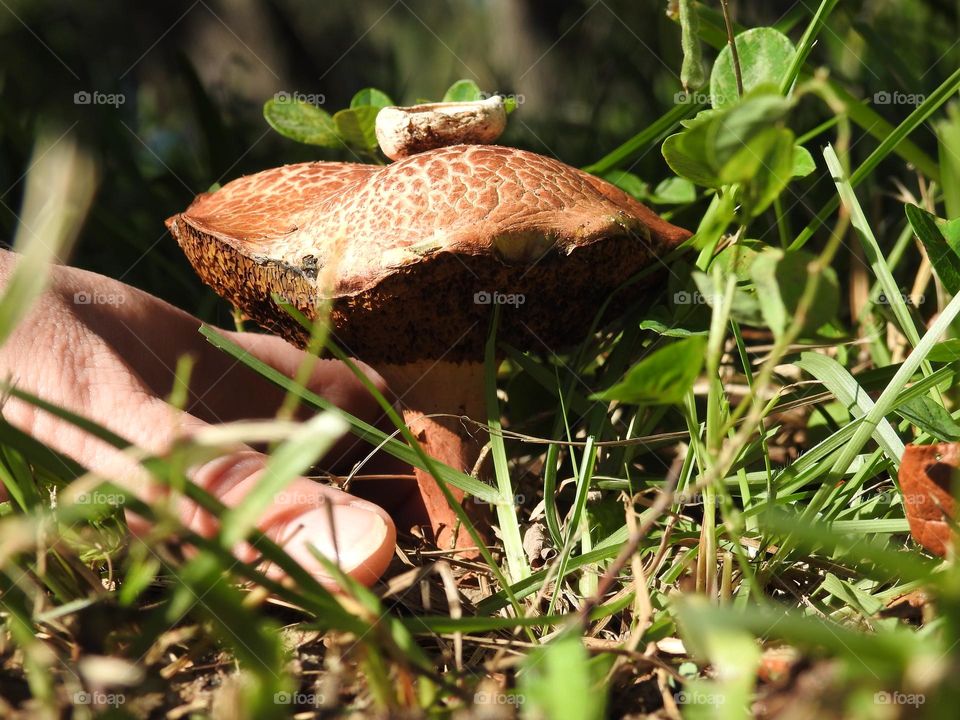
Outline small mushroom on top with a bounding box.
[375,95,507,160]
[167,138,689,554]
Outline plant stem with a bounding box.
[719,0,743,96]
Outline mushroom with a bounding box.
[375,95,507,160]
[166,144,690,553]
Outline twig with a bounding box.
[720,0,744,96]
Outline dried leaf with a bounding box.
[898,443,958,556]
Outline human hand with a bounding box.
[0,250,396,587]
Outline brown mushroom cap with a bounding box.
[168,144,690,362]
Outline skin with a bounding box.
[0,249,397,587]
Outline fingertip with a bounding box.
[271,500,397,589]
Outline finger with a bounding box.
[221,331,441,530]
[0,307,395,586]
[56,264,390,469]
[9,385,396,586]
[190,454,395,586]
[223,330,394,469]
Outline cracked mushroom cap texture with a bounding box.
[168,144,690,362]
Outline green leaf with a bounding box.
[905,203,960,295]
[689,242,766,326]
[714,239,764,279]
[602,173,696,205]
[710,27,796,109]
[263,98,340,147]
[350,87,394,109]
[442,79,483,102]
[650,176,697,204]
[332,106,381,152]
[663,108,727,186]
[663,91,791,189]
[591,336,707,406]
[791,144,816,177]
[662,124,719,187]
[819,573,882,618]
[896,395,960,441]
[927,339,960,362]
[750,247,839,337]
[350,88,396,108]
[936,101,960,219]
[706,92,792,169]
[692,269,765,327]
[680,107,721,128]
[601,169,648,199]
[719,126,796,216]
[942,217,960,253]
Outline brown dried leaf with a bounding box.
[898,443,958,556]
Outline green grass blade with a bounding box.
[830,287,960,475]
[795,353,904,465]
[548,436,598,616]
[583,101,700,174]
[823,144,930,376]
[0,133,96,346]
[780,0,840,95]
[219,412,347,547]
[542,442,564,548]
[484,306,530,582]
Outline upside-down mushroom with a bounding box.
[375,95,507,160]
[167,143,690,553]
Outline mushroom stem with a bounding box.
[374,360,489,554]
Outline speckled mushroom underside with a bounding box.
[167,145,690,362]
